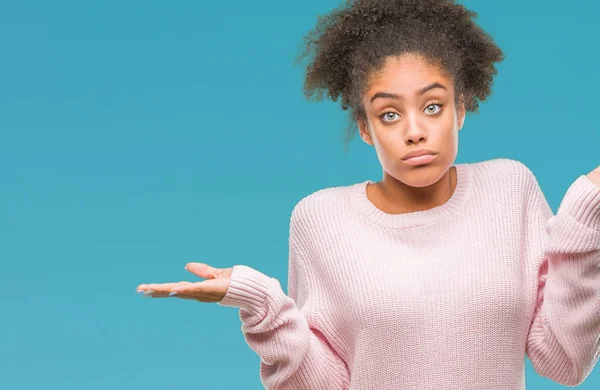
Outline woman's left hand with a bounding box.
[586,166,600,189]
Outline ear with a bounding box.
[357,119,373,145]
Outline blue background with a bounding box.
[1,0,598,388]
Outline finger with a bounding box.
[145,291,174,298]
[171,279,225,302]
[143,289,187,299]
[136,282,181,295]
[185,262,220,279]
[167,294,197,300]
[171,280,216,293]
[136,281,194,298]
[142,290,186,299]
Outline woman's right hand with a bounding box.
[136,262,233,303]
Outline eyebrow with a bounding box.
[369,82,448,103]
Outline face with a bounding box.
[358,53,465,188]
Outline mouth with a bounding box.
[402,154,437,166]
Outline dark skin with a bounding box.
[357,53,465,214]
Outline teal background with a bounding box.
[1,0,598,388]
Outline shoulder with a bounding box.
[470,157,533,179]
[470,157,538,190]
[288,182,355,237]
[290,182,350,219]
[468,158,543,212]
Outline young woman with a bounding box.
[136,0,600,388]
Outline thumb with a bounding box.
[185,262,219,279]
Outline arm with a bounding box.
[217,213,351,389]
[525,170,600,387]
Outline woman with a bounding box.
[136,0,600,388]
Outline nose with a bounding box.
[404,114,427,144]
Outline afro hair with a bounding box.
[295,0,505,151]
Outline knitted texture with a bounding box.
[217,158,600,389]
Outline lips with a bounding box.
[402,149,437,160]
[403,153,437,166]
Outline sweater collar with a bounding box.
[350,163,473,229]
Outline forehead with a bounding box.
[366,54,453,92]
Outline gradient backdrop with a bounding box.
[1,0,599,388]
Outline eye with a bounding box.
[424,103,443,115]
[380,111,400,123]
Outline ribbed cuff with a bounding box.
[526,311,573,386]
[216,264,273,314]
[557,174,600,232]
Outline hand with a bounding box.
[586,166,600,189]
[136,263,233,303]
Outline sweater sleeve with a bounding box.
[525,171,600,387]
[215,214,351,389]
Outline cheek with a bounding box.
[375,130,402,157]
[433,110,454,127]
[376,134,408,166]
[433,114,458,138]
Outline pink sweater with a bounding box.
[217,158,600,389]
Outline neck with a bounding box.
[367,166,456,214]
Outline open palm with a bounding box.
[587,165,600,189]
[136,262,232,303]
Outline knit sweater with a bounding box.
[217,158,600,390]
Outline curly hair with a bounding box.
[294,0,505,151]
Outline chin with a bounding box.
[397,164,447,188]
